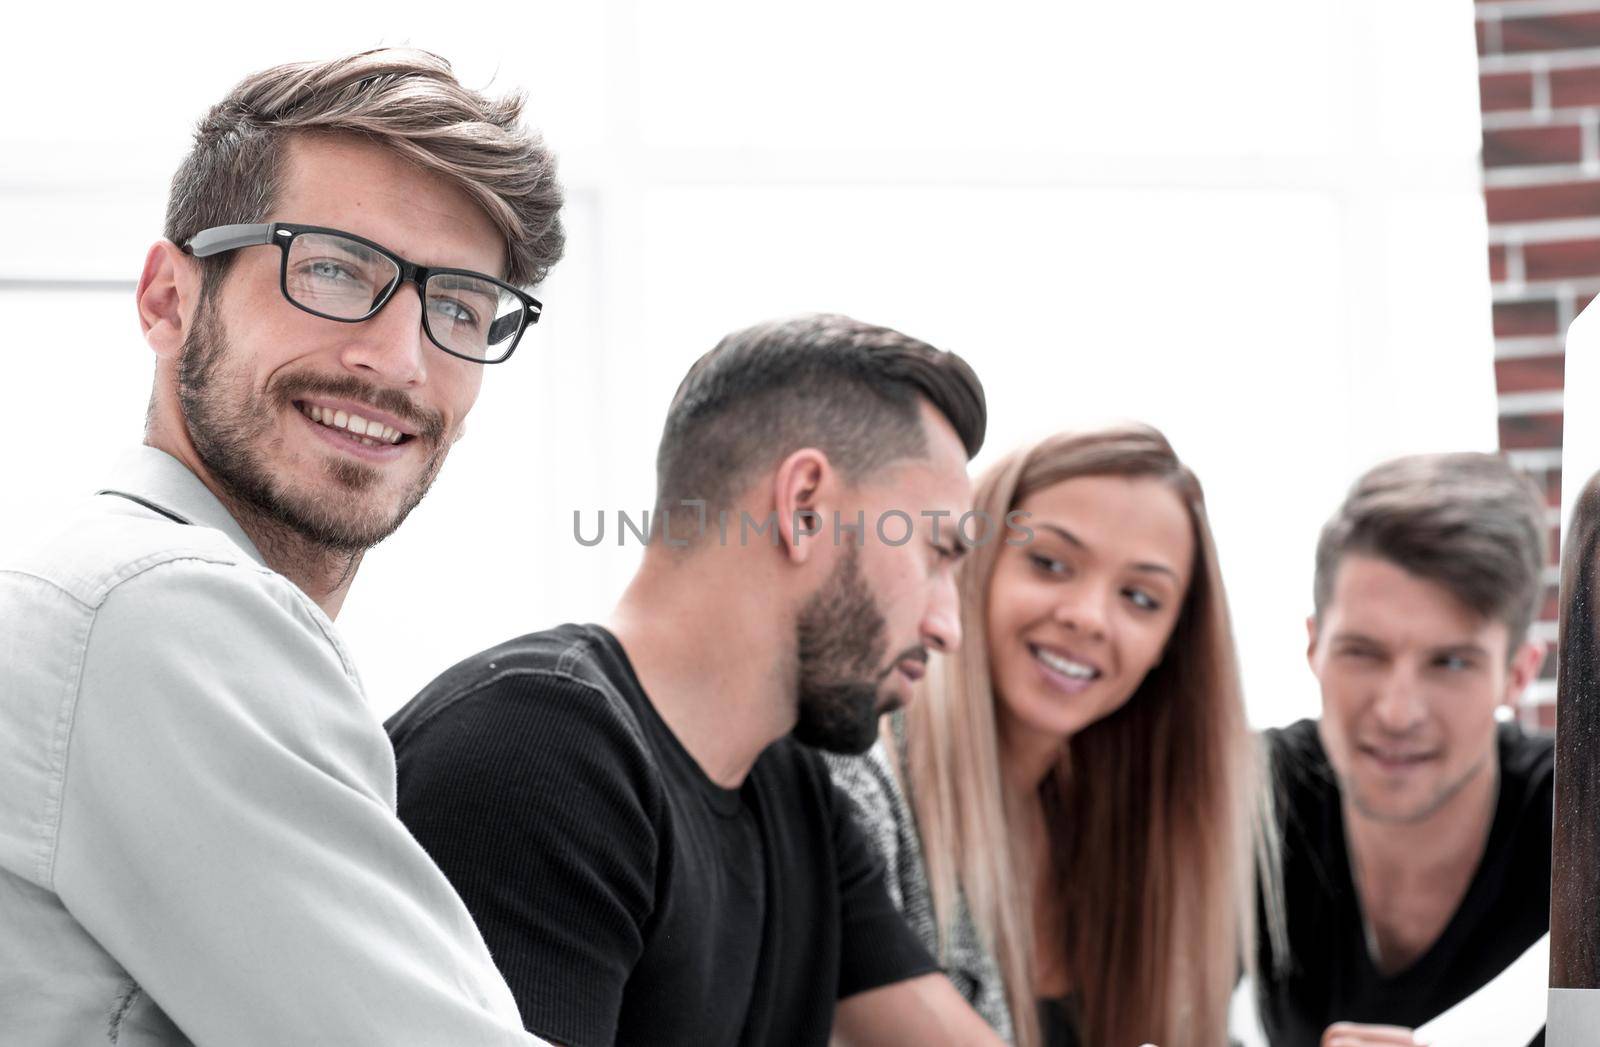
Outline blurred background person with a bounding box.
[1552,470,1600,993]
[1258,454,1550,1046]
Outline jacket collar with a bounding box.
[97,445,269,568]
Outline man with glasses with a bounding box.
[0,49,561,1045]
[183,221,541,364]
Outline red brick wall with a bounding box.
[1473,0,1600,728]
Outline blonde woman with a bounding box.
[827,424,1275,1047]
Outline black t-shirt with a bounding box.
[1037,996,1082,1047]
[387,623,936,1047]
[1256,719,1553,1047]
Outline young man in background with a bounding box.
[1258,453,1552,1047]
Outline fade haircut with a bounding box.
[1313,452,1547,654]
[654,314,986,515]
[164,47,564,298]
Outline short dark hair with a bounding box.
[1312,452,1547,652]
[654,313,986,514]
[165,47,564,295]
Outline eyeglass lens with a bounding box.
[284,231,525,361]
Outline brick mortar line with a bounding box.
[1481,45,1600,73]
[1510,239,1529,287]
[1484,159,1600,187]
[1528,621,1559,645]
[1496,335,1567,358]
[1499,390,1567,414]
[1508,449,1566,471]
[1489,216,1600,243]
[1524,680,1556,705]
[1483,107,1599,130]
[1493,278,1600,300]
[1477,0,1600,21]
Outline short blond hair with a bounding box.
[164,47,564,291]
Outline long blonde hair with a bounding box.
[899,424,1279,1047]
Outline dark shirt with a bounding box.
[1037,996,1082,1047]
[387,623,936,1047]
[1256,719,1552,1047]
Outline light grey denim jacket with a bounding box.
[0,447,540,1046]
[823,718,1016,1044]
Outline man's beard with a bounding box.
[792,544,909,755]
[176,298,447,554]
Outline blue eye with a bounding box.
[310,261,346,279]
[1029,554,1067,575]
[1125,588,1160,611]
[430,296,481,328]
[307,260,359,283]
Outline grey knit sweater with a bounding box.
[822,725,1016,1043]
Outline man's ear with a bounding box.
[137,239,201,361]
[1305,613,1320,669]
[1504,639,1547,706]
[772,448,831,565]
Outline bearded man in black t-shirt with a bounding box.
[388,314,1005,1047]
[1257,453,1553,1047]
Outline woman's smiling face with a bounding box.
[987,474,1195,746]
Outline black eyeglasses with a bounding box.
[182,222,541,364]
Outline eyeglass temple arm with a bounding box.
[487,312,523,344]
[184,223,277,258]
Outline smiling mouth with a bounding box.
[295,402,413,448]
[1359,745,1438,768]
[1030,644,1101,681]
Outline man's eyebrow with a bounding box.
[429,272,498,293]
[1328,632,1489,657]
[1430,642,1491,659]
[1037,522,1178,579]
[330,239,383,264]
